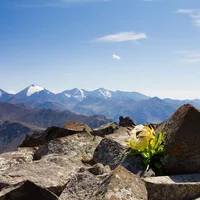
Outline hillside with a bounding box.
[0,102,111,128]
[0,120,44,153]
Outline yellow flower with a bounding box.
[126,125,155,150]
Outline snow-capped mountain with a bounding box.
[90,88,113,99]
[58,88,89,101]
[0,89,13,102]
[7,84,57,104]
[3,85,200,124]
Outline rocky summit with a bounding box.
[0,104,200,199]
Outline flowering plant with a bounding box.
[125,125,165,173]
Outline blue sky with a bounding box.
[1,0,200,99]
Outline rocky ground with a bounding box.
[0,104,200,199]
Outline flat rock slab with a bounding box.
[0,160,77,196]
[144,173,200,200]
[34,133,102,162]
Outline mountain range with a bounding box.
[1,84,200,124]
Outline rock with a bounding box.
[90,165,148,200]
[33,132,102,161]
[63,121,92,133]
[156,104,200,175]
[0,160,74,196]
[106,126,133,146]
[0,180,58,200]
[144,173,200,200]
[93,138,128,170]
[88,163,111,175]
[119,116,136,127]
[59,170,102,200]
[19,126,87,148]
[0,148,34,173]
[93,122,118,137]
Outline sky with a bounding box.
[0,0,200,99]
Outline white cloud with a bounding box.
[95,31,147,43]
[112,54,121,60]
[176,50,200,63]
[177,9,200,28]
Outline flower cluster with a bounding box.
[125,125,165,171]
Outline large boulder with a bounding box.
[90,165,148,200]
[156,104,200,175]
[93,138,127,170]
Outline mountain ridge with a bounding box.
[1,84,200,124]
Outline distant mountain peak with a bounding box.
[98,88,112,98]
[27,85,44,96]
[62,88,86,101]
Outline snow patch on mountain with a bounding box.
[99,89,112,98]
[74,89,86,101]
[0,91,2,97]
[78,89,86,98]
[27,85,44,96]
[65,93,71,97]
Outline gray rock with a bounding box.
[90,165,148,200]
[0,160,75,196]
[92,135,154,177]
[34,132,102,162]
[93,122,118,137]
[106,126,133,147]
[20,126,87,148]
[0,148,34,173]
[0,180,58,200]
[93,138,128,170]
[59,170,102,200]
[144,173,200,200]
[87,163,111,175]
[156,104,200,175]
